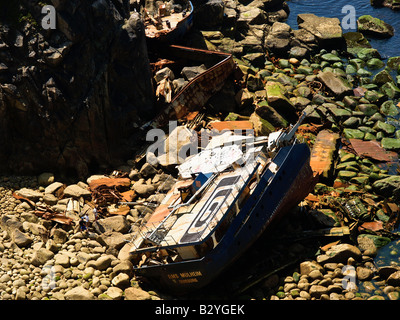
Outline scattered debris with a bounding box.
[309,130,339,178]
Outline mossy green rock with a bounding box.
[356,104,378,116]
[381,82,400,99]
[357,48,381,61]
[373,121,396,134]
[366,58,385,70]
[357,15,395,38]
[321,53,343,62]
[373,175,400,199]
[373,69,394,86]
[387,56,400,70]
[338,170,358,179]
[381,137,400,150]
[380,100,399,116]
[343,128,365,140]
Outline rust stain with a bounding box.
[349,139,398,162]
[309,130,339,177]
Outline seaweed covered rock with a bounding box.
[357,15,394,38]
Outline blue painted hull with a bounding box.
[133,142,315,294]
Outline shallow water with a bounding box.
[285,0,400,59]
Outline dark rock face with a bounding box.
[0,0,154,178]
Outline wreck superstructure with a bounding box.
[143,0,194,42]
[130,113,316,293]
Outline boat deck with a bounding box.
[145,12,187,38]
[131,146,269,257]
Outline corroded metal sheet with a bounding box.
[207,121,254,132]
[309,130,339,178]
[349,139,398,162]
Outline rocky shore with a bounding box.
[1,0,400,301]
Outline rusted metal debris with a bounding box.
[12,192,35,208]
[309,130,339,178]
[13,192,73,225]
[349,138,398,162]
[34,206,73,225]
[88,177,136,216]
[88,177,131,190]
[207,121,254,132]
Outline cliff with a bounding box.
[0,0,154,178]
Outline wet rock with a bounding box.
[373,69,394,86]
[317,244,362,264]
[378,266,400,279]
[356,266,374,281]
[265,81,297,122]
[357,15,394,38]
[381,138,400,150]
[317,71,352,99]
[387,271,400,286]
[255,101,289,128]
[343,129,365,140]
[297,14,343,48]
[249,112,275,136]
[372,176,400,199]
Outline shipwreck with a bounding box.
[129,112,316,293]
[142,0,194,42]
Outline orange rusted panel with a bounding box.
[309,130,339,178]
[88,178,131,191]
[349,139,398,162]
[207,121,253,132]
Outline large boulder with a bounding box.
[316,243,362,264]
[265,22,292,54]
[297,14,344,49]
[65,286,95,300]
[317,71,353,99]
[357,15,394,38]
[193,0,225,29]
[372,176,400,200]
[265,81,297,122]
[31,248,55,267]
[94,215,131,234]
